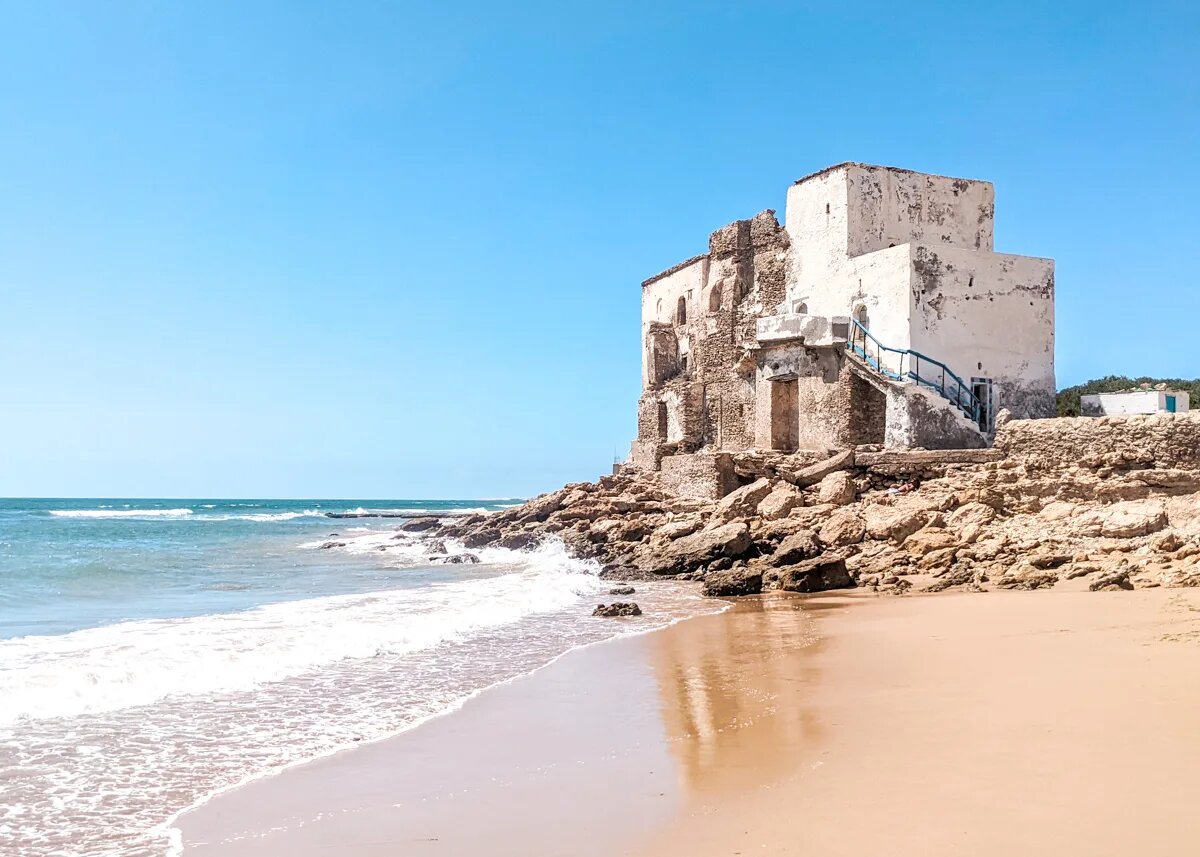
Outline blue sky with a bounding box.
[1,2,1196,498]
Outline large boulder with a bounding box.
[947,502,997,530]
[770,529,823,566]
[711,478,774,523]
[819,509,866,547]
[654,522,754,574]
[903,527,959,557]
[863,505,928,544]
[778,554,855,593]
[462,527,501,548]
[1099,502,1169,538]
[702,567,764,597]
[816,471,856,506]
[496,531,539,550]
[757,484,805,520]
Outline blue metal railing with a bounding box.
[845,319,984,426]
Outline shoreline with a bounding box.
[179,587,1200,856]
[168,592,730,855]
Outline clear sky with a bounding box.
[1,2,1196,499]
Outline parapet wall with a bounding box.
[995,413,1200,471]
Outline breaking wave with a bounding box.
[48,508,194,519]
[0,540,601,725]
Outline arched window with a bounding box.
[656,298,662,318]
[853,304,869,330]
[708,283,723,313]
[796,302,808,315]
[676,296,687,325]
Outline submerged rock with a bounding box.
[437,553,480,565]
[318,541,346,549]
[592,602,642,617]
[608,585,636,595]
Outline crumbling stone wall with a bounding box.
[996,413,1200,471]
[659,452,737,500]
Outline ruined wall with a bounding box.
[843,164,994,257]
[659,452,737,500]
[995,413,1200,471]
[906,244,1055,419]
[636,210,790,464]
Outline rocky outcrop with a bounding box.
[423,416,1200,605]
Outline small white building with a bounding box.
[1081,390,1190,416]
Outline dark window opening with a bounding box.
[676,296,687,325]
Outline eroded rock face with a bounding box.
[423,428,1200,601]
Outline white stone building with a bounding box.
[632,163,1055,474]
[1081,390,1190,416]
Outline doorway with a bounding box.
[769,379,798,451]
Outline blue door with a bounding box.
[1166,395,1177,413]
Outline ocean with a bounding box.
[0,499,718,856]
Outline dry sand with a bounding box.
[180,588,1200,856]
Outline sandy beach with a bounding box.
[177,586,1200,856]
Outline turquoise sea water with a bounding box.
[0,498,517,638]
[0,498,716,857]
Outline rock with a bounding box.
[318,541,346,549]
[496,531,539,550]
[711,478,774,523]
[1028,553,1071,570]
[816,471,856,506]
[425,539,447,554]
[652,517,703,542]
[437,553,480,564]
[947,502,997,530]
[922,567,977,592]
[757,484,805,520]
[1150,530,1185,553]
[399,516,442,532]
[462,527,501,548]
[863,505,928,544]
[667,522,753,566]
[818,509,866,546]
[780,449,855,487]
[903,528,959,557]
[770,529,822,566]
[1090,570,1134,591]
[592,602,642,617]
[778,554,855,593]
[608,585,636,595]
[702,568,764,596]
[996,570,1058,590]
[1098,501,1169,538]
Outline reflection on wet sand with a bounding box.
[648,593,830,796]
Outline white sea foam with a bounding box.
[0,540,601,725]
[48,508,194,519]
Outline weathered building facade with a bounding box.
[631,163,1055,482]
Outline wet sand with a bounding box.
[180,588,1200,856]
